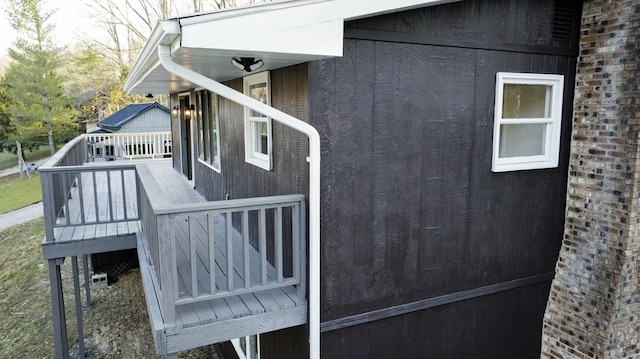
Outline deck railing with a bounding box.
[86,131,172,161]
[42,133,306,328]
[40,134,158,243]
[137,165,306,325]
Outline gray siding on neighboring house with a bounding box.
[116,107,171,133]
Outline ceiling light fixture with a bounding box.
[231,57,264,72]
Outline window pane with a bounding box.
[254,121,268,155]
[502,84,550,118]
[499,123,546,158]
[239,337,247,355]
[249,335,259,358]
[197,93,204,160]
[249,82,267,117]
[210,93,218,159]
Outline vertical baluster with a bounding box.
[226,211,233,292]
[120,169,128,220]
[106,170,114,222]
[147,134,151,157]
[208,213,216,295]
[77,173,85,224]
[292,204,300,284]
[62,173,71,226]
[259,208,267,286]
[275,207,283,283]
[298,200,306,298]
[243,210,250,289]
[92,171,99,223]
[189,216,197,298]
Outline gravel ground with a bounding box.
[73,268,221,358]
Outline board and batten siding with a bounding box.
[116,107,171,133]
[194,63,309,202]
[308,0,582,358]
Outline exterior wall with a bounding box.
[307,0,582,358]
[194,63,309,201]
[541,1,640,359]
[117,107,171,133]
[192,65,310,359]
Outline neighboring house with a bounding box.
[96,101,170,134]
[41,0,639,359]
[89,102,172,160]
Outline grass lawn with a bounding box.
[0,219,78,359]
[0,219,220,358]
[0,146,51,171]
[0,173,42,214]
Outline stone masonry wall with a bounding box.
[541,1,640,359]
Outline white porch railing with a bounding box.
[86,131,172,161]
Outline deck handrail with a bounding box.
[137,166,306,325]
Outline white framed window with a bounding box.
[492,72,564,172]
[196,89,221,172]
[232,335,260,359]
[243,71,272,170]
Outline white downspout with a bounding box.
[157,45,321,359]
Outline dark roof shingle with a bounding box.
[97,102,169,131]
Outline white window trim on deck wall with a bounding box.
[243,71,273,171]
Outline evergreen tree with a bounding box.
[0,78,16,150]
[3,0,78,154]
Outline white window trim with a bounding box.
[196,89,222,173]
[243,71,272,170]
[492,72,564,172]
[231,335,260,359]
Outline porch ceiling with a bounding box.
[132,47,329,94]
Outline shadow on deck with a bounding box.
[39,136,307,358]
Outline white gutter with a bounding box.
[157,45,321,359]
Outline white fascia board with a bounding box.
[124,20,181,93]
[182,19,344,57]
[179,0,460,55]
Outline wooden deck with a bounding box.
[42,163,141,259]
[136,163,307,354]
[41,157,307,356]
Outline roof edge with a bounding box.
[124,21,181,93]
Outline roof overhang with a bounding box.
[124,0,460,94]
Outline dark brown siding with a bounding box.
[194,64,310,359]
[194,64,309,201]
[308,0,581,358]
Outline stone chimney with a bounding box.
[541,1,640,358]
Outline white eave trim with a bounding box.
[124,20,181,93]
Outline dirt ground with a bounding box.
[75,268,221,359]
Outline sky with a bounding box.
[0,1,104,56]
